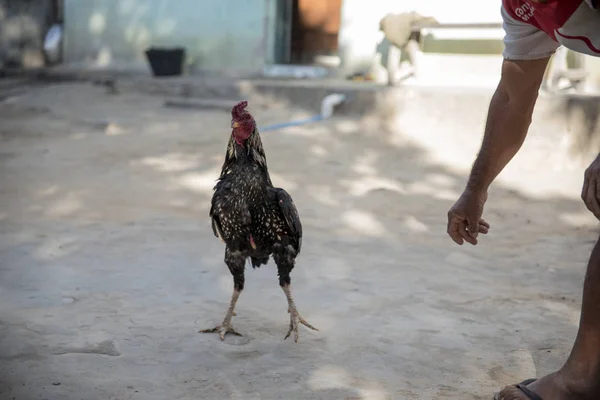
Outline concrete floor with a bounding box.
[0,82,597,400]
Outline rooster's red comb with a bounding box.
[231,101,249,120]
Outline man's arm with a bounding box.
[465,57,550,193]
[446,57,550,245]
[467,3,560,191]
[447,5,559,246]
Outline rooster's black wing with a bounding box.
[209,179,252,244]
[273,187,302,254]
[209,203,224,241]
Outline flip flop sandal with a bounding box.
[494,379,544,400]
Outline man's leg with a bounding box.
[497,234,600,400]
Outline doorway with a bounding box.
[274,0,343,65]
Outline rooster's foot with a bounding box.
[284,308,318,343]
[199,324,242,341]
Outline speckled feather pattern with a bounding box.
[209,113,302,292]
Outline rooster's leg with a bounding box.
[199,288,242,340]
[275,261,316,343]
[200,251,245,340]
[275,255,317,343]
[281,284,318,342]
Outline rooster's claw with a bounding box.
[199,324,242,341]
[284,308,318,343]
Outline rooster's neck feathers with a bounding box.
[219,128,270,181]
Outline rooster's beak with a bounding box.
[231,121,240,129]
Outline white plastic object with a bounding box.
[320,93,346,118]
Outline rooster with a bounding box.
[200,101,317,343]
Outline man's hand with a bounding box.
[447,189,490,245]
[582,154,600,220]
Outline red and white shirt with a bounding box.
[501,0,600,60]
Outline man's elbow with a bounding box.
[498,58,549,117]
[504,84,539,119]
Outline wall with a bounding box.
[63,0,276,75]
[0,0,55,69]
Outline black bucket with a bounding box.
[145,47,186,77]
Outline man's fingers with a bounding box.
[595,178,600,217]
[459,220,477,245]
[448,210,484,245]
[447,219,464,245]
[582,174,590,204]
[478,222,489,235]
[467,219,479,239]
[585,178,600,219]
[478,219,490,234]
[584,176,594,213]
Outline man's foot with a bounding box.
[495,371,597,400]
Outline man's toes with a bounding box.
[497,386,528,400]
